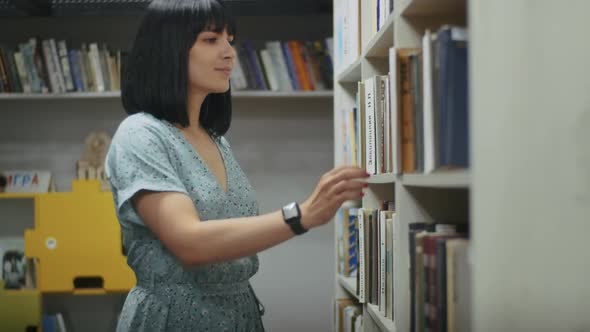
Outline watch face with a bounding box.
[283,202,299,220]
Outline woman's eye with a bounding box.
[205,38,217,44]
[229,39,236,46]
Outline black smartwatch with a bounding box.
[281,202,308,235]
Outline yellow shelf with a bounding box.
[0,283,41,331]
[0,192,40,199]
[25,180,135,293]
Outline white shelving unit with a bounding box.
[335,0,590,332]
[333,0,469,331]
[337,275,358,300]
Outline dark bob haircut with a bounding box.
[122,0,237,137]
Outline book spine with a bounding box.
[49,39,66,93]
[58,40,75,91]
[89,43,105,92]
[357,208,366,303]
[364,77,376,175]
[13,51,31,93]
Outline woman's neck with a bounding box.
[185,88,209,136]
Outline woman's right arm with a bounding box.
[133,166,368,266]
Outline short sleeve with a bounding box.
[105,115,188,214]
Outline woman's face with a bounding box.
[188,28,236,94]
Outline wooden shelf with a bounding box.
[366,303,396,332]
[367,173,397,184]
[337,275,358,300]
[401,170,469,188]
[0,91,333,100]
[400,0,467,17]
[336,58,362,83]
[362,13,395,58]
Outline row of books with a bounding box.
[334,0,393,72]
[230,39,334,92]
[409,223,470,332]
[0,39,123,94]
[341,25,469,174]
[337,202,395,320]
[337,204,471,332]
[335,299,362,332]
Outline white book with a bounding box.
[422,30,436,173]
[266,41,293,91]
[57,40,75,92]
[357,208,366,303]
[56,313,67,332]
[325,37,334,63]
[354,313,363,332]
[13,52,31,93]
[77,49,89,92]
[49,39,66,93]
[389,47,401,174]
[383,76,391,173]
[230,47,248,90]
[385,216,394,319]
[356,82,365,169]
[364,77,376,175]
[378,0,385,30]
[89,43,105,92]
[375,75,388,174]
[259,49,279,91]
[99,45,111,91]
[41,40,60,93]
[379,212,387,314]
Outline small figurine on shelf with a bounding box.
[77,131,112,190]
[2,250,26,290]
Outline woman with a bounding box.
[105,0,368,330]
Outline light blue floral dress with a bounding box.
[105,112,265,332]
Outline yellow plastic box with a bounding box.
[24,180,135,294]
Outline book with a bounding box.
[446,239,471,332]
[437,26,469,168]
[0,170,53,193]
[0,237,26,290]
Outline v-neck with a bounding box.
[170,124,230,195]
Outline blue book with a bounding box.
[68,49,84,92]
[437,26,469,168]
[42,315,57,332]
[280,41,300,90]
[242,41,267,90]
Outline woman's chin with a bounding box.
[210,83,231,94]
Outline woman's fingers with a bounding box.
[327,178,367,197]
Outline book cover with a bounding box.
[0,170,53,193]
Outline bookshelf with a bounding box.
[0,90,333,100]
[333,0,470,331]
[335,1,590,332]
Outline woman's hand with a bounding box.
[300,166,369,230]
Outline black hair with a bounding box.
[122,0,236,137]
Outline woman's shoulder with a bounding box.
[112,112,173,146]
